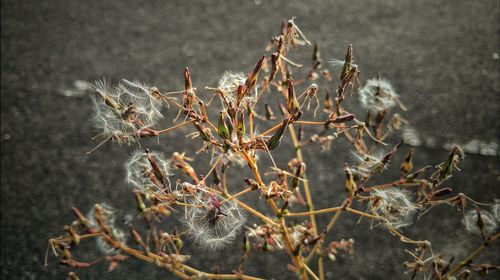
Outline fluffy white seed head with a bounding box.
[126,150,173,193]
[119,79,164,124]
[370,188,417,229]
[359,78,399,111]
[218,71,246,93]
[329,59,358,72]
[217,71,257,109]
[86,203,127,254]
[350,149,387,178]
[462,209,498,237]
[91,79,164,143]
[184,191,246,251]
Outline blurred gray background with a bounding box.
[1,0,499,279]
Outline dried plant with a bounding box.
[46,18,499,280]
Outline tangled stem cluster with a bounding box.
[47,18,499,280]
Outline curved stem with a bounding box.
[443,232,500,278]
[157,119,196,134]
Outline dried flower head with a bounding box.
[126,149,173,193]
[246,224,284,251]
[370,188,417,229]
[86,203,127,254]
[218,71,246,93]
[359,77,399,111]
[350,149,387,178]
[462,209,498,237]
[184,190,246,251]
[91,79,164,144]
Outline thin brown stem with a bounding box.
[443,232,500,278]
[157,119,196,134]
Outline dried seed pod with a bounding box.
[344,163,356,197]
[217,111,230,140]
[267,119,290,150]
[287,79,300,116]
[401,148,414,174]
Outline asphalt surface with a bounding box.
[1,1,499,279]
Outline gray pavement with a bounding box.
[1,1,499,279]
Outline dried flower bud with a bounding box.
[340,45,353,81]
[217,111,230,140]
[287,79,300,116]
[326,114,355,126]
[267,119,290,150]
[126,150,173,193]
[400,148,414,174]
[236,112,245,142]
[344,163,356,197]
[244,55,265,96]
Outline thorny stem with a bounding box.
[442,232,500,278]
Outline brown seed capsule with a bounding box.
[325,114,355,126]
[340,45,353,81]
[244,55,265,96]
[344,163,356,197]
[236,112,245,142]
[400,148,414,174]
[217,111,230,140]
[432,187,452,197]
[287,79,300,116]
[270,52,280,82]
[267,119,289,150]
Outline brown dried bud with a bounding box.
[326,114,355,126]
[287,79,300,116]
[400,148,414,174]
